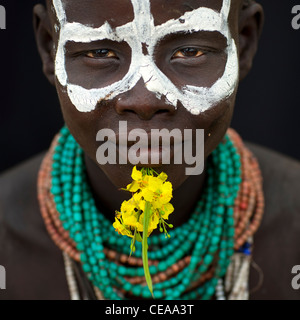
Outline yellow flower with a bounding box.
[141,187,155,203]
[123,214,143,230]
[120,199,136,215]
[126,181,140,193]
[147,176,164,192]
[137,210,160,235]
[125,166,147,192]
[160,202,174,220]
[161,180,173,196]
[114,166,174,296]
[132,166,143,181]
[113,218,134,238]
[148,211,160,235]
[132,191,143,206]
[115,167,174,237]
[158,171,168,182]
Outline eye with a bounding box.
[172,47,204,59]
[85,49,117,59]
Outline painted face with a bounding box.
[53,0,238,115]
[49,0,240,189]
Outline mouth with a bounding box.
[97,125,192,167]
[116,135,178,167]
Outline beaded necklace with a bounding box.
[38,127,264,300]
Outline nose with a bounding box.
[114,79,176,120]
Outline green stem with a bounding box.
[143,201,154,297]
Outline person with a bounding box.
[0,0,299,300]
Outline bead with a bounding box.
[37,126,264,300]
[51,186,61,195]
[73,213,82,222]
[72,194,82,203]
[74,233,83,242]
[82,264,91,273]
[74,175,82,184]
[203,254,214,266]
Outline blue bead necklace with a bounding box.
[48,126,242,300]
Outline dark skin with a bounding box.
[34,0,260,227]
[0,0,299,300]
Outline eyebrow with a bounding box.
[157,30,227,51]
[160,29,226,40]
[183,3,196,10]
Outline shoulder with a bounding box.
[0,154,44,242]
[0,153,46,242]
[247,142,300,213]
[246,142,300,222]
[245,143,300,300]
[0,154,69,299]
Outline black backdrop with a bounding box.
[0,0,300,173]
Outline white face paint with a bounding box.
[53,0,238,115]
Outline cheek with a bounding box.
[202,96,236,158]
[159,98,234,190]
[55,83,103,160]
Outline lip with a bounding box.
[101,127,190,166]
[117,139,177,167]
[115,130,185,146]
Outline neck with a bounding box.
[84,155,207,228]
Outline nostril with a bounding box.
[117,107,171,117]
[155,109,171,115]
[115,108,135,115]
[123,109,136,114]
[114,80,176,119]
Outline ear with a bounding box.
[33,4,55,86]
[238,3,264,81]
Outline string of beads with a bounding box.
[38,127,264,300]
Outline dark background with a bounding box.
[0,0,300,173]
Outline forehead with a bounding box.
[54,0,225,28]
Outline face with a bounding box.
[47,0,241,188]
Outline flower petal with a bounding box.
[131,166,143,181]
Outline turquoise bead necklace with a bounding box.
[50,126,242,300]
